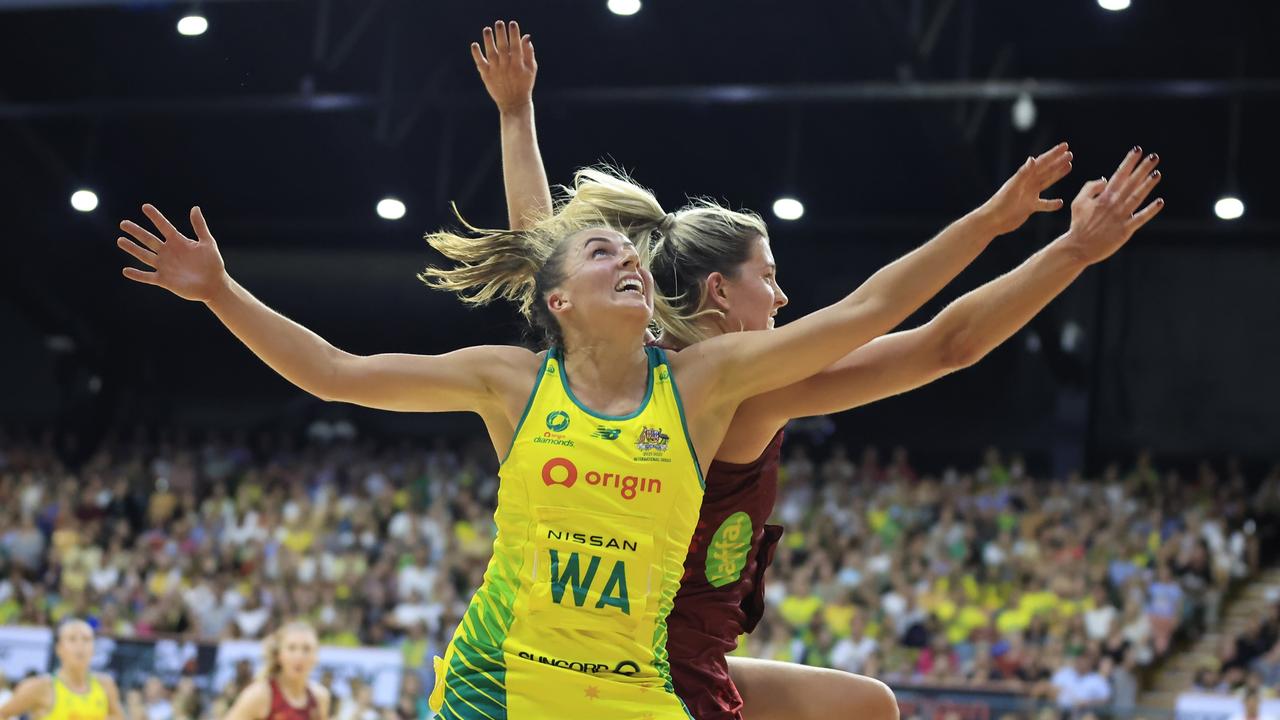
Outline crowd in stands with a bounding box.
[1,425,1276,720]
[1192,597,1280,698]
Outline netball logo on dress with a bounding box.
[546,410,570,432]
[536,410,576,447]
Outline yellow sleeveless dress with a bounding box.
[41,676,108,720]
[430,346,703,719]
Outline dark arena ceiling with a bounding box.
[2,0,1278,464]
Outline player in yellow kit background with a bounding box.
[0,620,123,720]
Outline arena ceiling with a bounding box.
[2,0,1277,462]
[3,0,1277,244]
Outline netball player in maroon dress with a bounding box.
[471,20,1163,720]
[223,622,331,720]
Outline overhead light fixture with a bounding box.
[772,197,804,221]
[608,0,641,16]
[1097,0,1130,11]
[376,197,406,220]
[70,189,99,212]
[1012,92,1037,132]
[177,14,208,36]
[1214,196,1244,220]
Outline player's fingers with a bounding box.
[141,204,186,243]
[1126,198,1166,232]
[120,219,165,252]
[122,267,161,286]
[470,42,489,72]
[117,236,158,267]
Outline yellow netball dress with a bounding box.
[430,345,703,719]
[42,675,108,720]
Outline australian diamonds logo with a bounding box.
[635,426,670,454]
[537,410,575,448]
[546,411,570,432]
[592,426,621,441]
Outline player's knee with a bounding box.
[872,679,900,720]
[843,675,898,720]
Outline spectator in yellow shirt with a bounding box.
[779,574,823,630]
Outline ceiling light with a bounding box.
[71,189,98,212]
[376,197,406,220]
[177,15,208,36]
[772,198,804,221]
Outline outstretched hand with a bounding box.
[117,204,228,303]
[980,142,1074,236]
[1063,146,1164,265]
[471,20,537,114]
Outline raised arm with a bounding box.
[115,205,533,415]
[472,20,552,230]
[741,151,1163,424]
[687,146,1161,409]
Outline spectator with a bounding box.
[778,572,823,631]
[1051,654,1111,712]
[1084,585,1119,642]
[830,614,877,675]
[1145,562,1187,652]
[335,681,378,720]
[1193,667,1226,693]
[143,676,173,720]
[3,514,46,571]
[234,592,271,639]
[388,590,441,635]
[394,547,436,603]
[1229,689,1277,720]
[1252,640,1280,687]
[1107,653,1139,716]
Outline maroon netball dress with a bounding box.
[667,430,786,720]
[267,680,317,720]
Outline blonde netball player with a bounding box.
[222,621,331,720]
[0,620,123,720]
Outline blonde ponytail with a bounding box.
[420,164,768,350]
[421,203,623,347]
[419,206,558,320]
[549,166,771,348]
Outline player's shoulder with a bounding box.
[22,674,55,690]
[242,680,275,702]
[92,674,119,692]
[308,682,331,705]
[488,344,542,366]
[462,344,541,377]
[13,675,54,702]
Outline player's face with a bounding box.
[551,228,654,327]
[717,235,788,333]
[55,622,95,670]
[278,629,319,680]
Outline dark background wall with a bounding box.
[2,0,1277,474]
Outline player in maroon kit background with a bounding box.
[223,622,332,720]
